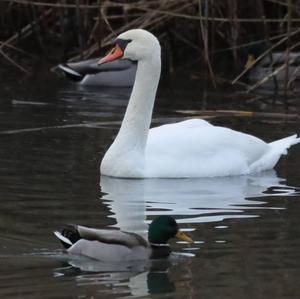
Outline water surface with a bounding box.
[0,76,300,298]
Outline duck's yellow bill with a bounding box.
[175,230,193,243]
[245,54,255,68]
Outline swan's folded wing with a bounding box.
[77,225,148,248]
[148,119,267,162]
[146,119,271,177]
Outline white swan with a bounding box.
[98,29,299,178]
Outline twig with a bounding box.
[3,0,300,22]
[69,1,194,61]
[76,0,84,59]
[175,109,299,120]
[100,1,116,36]
[0,41,37,59]
[257,0,279,93]
[198,0,216,87]
[0,8,52,50]
[0,48,30,74]
[284,0,292,99]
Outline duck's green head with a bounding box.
[148,216,193,244]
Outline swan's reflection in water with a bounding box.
[101,170,298,234]
[56,171,299,298]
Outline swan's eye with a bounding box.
[115,38,132,52]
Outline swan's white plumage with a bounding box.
[249,134,300,173]
[100,29,300,178]
[144,119,299,177]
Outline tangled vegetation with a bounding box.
[0,0,300,94]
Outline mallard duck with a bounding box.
[58,57,137,87]
[54,216,193,261]
[245,42,300,81]
[97,29,299,178]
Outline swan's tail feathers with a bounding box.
[249,134,300,173]
[54,225,81,249]
[269,134,300,155]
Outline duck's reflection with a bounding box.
[100,170,298,234]
[54,257,177,297]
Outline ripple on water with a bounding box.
[1,81,300,298]
[101,170,300,235]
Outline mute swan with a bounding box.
[58,58,136,86]
[54,216,192,261]
[98,29,299,178]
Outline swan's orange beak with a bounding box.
[98,44,123,65]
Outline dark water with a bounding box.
[0,76,300,298]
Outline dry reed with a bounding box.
[0,0,300,95]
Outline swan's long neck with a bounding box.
[101,49,161,177]
[115,55,161,150]
[112,54,161,151]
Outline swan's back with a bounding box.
[145,119,269,177]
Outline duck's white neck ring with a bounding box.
[150,242,170,247]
